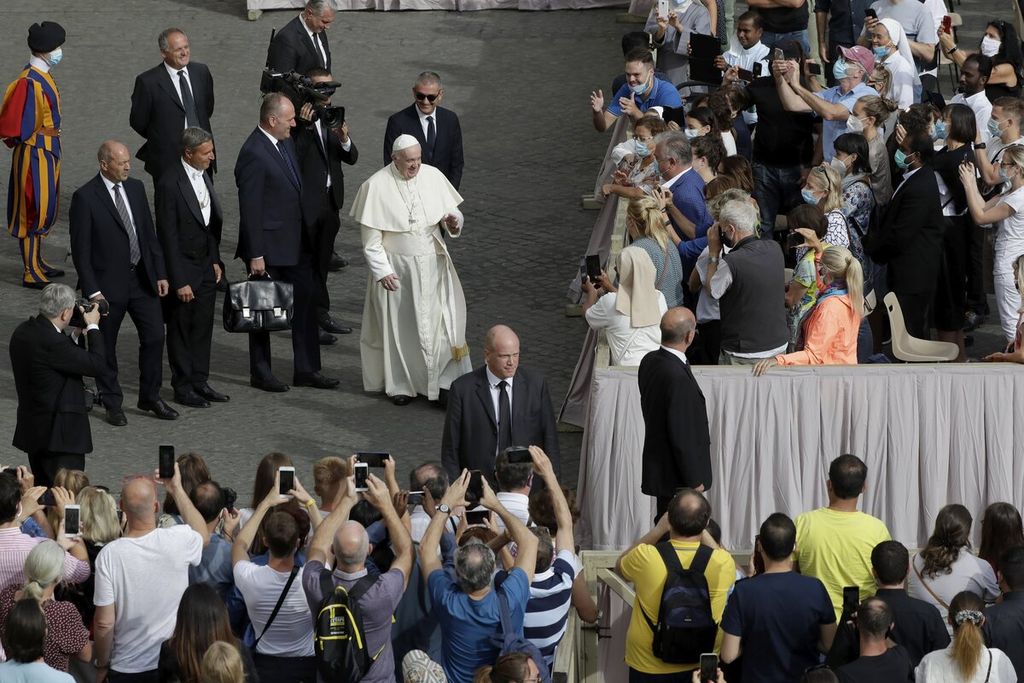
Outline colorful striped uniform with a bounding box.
[0,64,62,284]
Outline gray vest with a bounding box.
[719,236,789,353]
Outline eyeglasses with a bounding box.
[414,91,439,102]
[633,135,654,142]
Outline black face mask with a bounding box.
[720,226,734,248]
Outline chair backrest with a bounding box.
[865,289,877,314]
[948,12,963,28]
[884,292,910,355]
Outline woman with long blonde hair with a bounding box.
[916,591,1016,682]
[625,195,684,307]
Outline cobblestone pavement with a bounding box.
[0,0,1009,500]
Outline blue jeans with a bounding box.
[629,668,694,682]
[752,162,803,240]
[762,29,810,55]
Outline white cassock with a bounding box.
[349,162,471,400]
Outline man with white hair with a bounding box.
[303,469,413,683]
[705,197,789,364]
[350,133,469,406]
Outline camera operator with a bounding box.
[294,68,358,340]
[9,283,104,486]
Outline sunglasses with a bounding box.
[414,91,439,103]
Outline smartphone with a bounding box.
[699,653,718,683]
[585,254,602,283]
[466,509,490,525]
[467,470,484,502]
[64,504,81,536]
[278,466,295,495]
[658,0,669,18]
[772,47,784,63]
[737,67,754,82]
[356,451,390,468]
[354,463,369,492]
[37,489,57,507]
[942,14,952,33]
[864,7,876,19]
[843,586,860,614]
[787,231,805,249]
[158,445,175,480]
[753,62,763,77]
[807,62,822,76]
[505,447,532,464]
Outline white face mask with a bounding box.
[981,35,1002,58]
[846,115,866,133]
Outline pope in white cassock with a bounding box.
[350,134,471,405]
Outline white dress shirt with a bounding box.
[485,366,514,428]
[182,159,212,225]
[661,345,689,365]
[661,166,692,191]
[163,63,193,128]
[298,13,327,68]
[89,173,139,300]
[417,107,436,141]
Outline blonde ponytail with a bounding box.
[950,592,987,680]
[820,246,864,316]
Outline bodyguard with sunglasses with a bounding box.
[383,71,464,189]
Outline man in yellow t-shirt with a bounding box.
[617,488,736,679]
[795,453,891,621]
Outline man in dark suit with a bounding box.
[638,307,712,519]
[155,127,229,408]
[10,284,104,486]
[129,28,215,183]
[294,68,358,341]
[266,0,334,77]
[864,130,945,339]
[441,325,560,481]
[235,93,338,392]
[383,72,464,190]
[70,140,177,426]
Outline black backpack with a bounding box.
[640,542,718,664]
[314,572,376,683]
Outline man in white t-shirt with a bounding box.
[232,474,316,682]
[92,464,209,682]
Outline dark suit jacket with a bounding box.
[10,316,105,455]
[638,348,712,497]
[69,175,167,302]
[383,104,464,189]
[294,118,358,232]
[266,16,331,75]
[234,128,302,267]
[129,62,215,179]
[863,166,945,296]
[154,162,223,292]
[441,366,560,480]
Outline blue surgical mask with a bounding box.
[630,76,649,96]
[46,47,62,67]
[894,148,910,170]
[685,128,700,140]
[832,59,848,80]
[872,46,890,60]
[933,121,948,140]
[989,118,1005,139]
[635,141,650,157]
[801,189,819,205]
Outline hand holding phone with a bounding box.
[585,254,602,284]
[354,463,369,492]
[699,653,719,683]
[64,504,81,537]
[278,466,295,495]
[772,47,784,63]
[942,14,952,33]
[356,452,391,468]
[158,445,175,480]
[466,509,490,525]
[467,470,484,503]
[864,7,877,19]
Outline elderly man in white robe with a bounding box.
[350,134,471,405]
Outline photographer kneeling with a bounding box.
[10,283,104,486]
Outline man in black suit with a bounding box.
[10,284,104,486]
[294,68,358,341]
[70,140,178,425]
[129,28,215,183]
[155,127,229,409]
[863,130,945,339]
[383,72,464,190]
[266,0,334,77]
[638,307,712,519]
[441,325,560,481]
[235,93,338,392]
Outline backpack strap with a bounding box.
[253,565,299,649]
[496,588,515,644]
[346,573,377,604]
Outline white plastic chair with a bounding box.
[883,292,959,362]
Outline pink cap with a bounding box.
[839,45,875,76]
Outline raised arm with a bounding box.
[308,460,357,565]
[232,472,289,566]
[419,470,470,580]
[159,462,211,547]
[479,478,538,583]
[364,474,414,587]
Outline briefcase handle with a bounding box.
[247,271,274,282]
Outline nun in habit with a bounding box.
[349,134,471,405]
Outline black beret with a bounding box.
[27,21,66,54]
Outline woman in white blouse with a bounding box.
[582,246,667,366]
[916,591,1017,683]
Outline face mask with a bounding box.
[872,45,890,60]
[846,115,866,133]
[981,36,1002,58]
[830,157,848,178]
[635,141,651,157]
[630,73,650,96]
[989,118,1005,139]
[685,128,700,139]
[832,59,848,80]
[933,121,948,140]
[801,189,820,205]
[999,167,1011,184]
[894,148,911,170]
[45,47,62,67]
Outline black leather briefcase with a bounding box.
[222,275,294,333]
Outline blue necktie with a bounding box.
[276,141,300,186]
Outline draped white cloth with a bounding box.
[247,0,626,10]
[578,363,1024,551]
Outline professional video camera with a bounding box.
[260,69,345,129]
[68,297,110,329]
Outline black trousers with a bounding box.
[108,669,159,683]
[252,654,317,683]
[28,451,85,487]
[165,271,216,391]
[895,289,934,339]
[967,219,988,314]
[248,254,320,382]
[310,193,341,317]
[97,267,165,410]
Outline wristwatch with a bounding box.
[435,504,452,515]
[975,142,987,150]
[709,256,720,264]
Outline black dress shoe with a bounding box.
[251,376,290,392]
[319,330,337,345]
[43,267,65,278]
[392,395,413,406]
[174,389,210,408]
[105,408,128,426]
[137,398,180,420]
[294,372,340,389]
[21,280,49,290]
[327,252,348,272]
[319,315,353,334]
[193,382,230,402]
